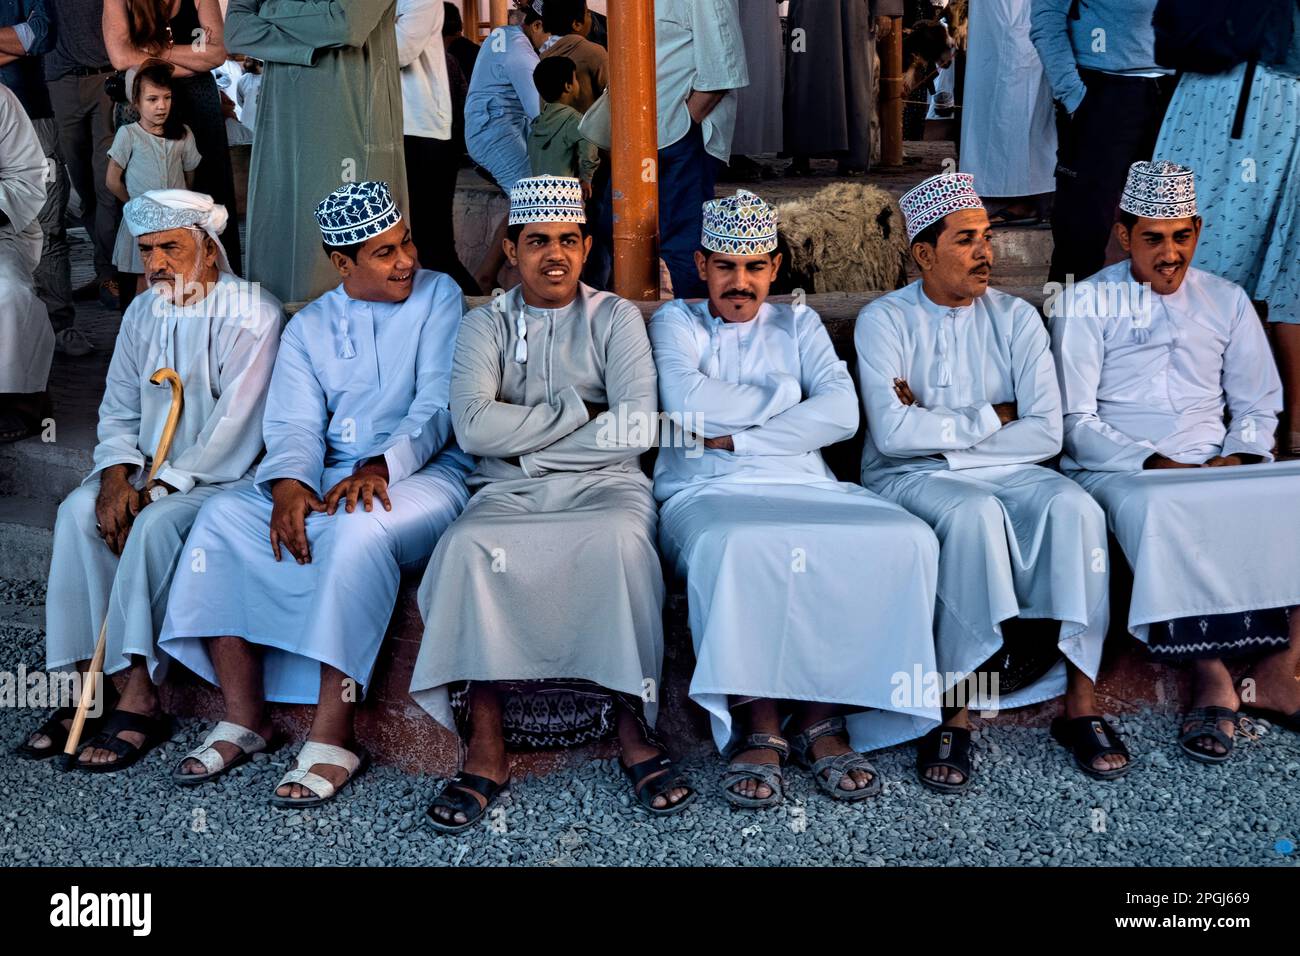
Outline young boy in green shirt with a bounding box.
[527,57,600,199]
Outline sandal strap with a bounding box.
[790,716,847,761]
[735,732,790,762]
[623,753,674,790]
[1181,707,1239,747]
[431,780,492,821]
[182,720,268,774]
[721,762,785,794]
[275,742,363,799]
[1059,715,1130,760]
[917,726,972,774]
[82,710,170,756]
[811,750,876,791]
[446,771,507,802]
[277,768,337,800]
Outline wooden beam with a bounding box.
[489,0,509,29]
[608,0,660,301]
[880,17,904,168]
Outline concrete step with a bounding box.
[0,496,55,582]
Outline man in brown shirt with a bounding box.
[540,0,606,113]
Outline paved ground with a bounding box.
[2,579,1297,867]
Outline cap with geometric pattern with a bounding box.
[1119,160,1198,220]
[508,175,587,226]
[701,189,779,255]
[314,181,403,246]
[898,172,985,242]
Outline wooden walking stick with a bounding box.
[63,368,184,765]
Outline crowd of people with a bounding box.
[1,0,1299,830]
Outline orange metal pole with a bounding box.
[489,0,508,29]
[608,0,659,301]
[880,17,904,168]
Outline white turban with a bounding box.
[123,189,232,274]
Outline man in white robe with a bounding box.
[20,190,282,770]
[856,172,1128,792]
[1051,160,1300,764]
[161,182,473,806]
[651,189,941,809]
[411,175,694,832]
[0,82,52,443]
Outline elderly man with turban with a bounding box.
[18,189,284,771]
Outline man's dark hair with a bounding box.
[443,1,462,35]
[910,217,949,250]
[507,220,589,244]
[533,56,577,102]
[542,0,587,35]
[322,239,364,263]
[522,4,542,28]
[1117,210,1201,232]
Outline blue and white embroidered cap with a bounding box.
[702,189,779,255]
[508,175,587,226]
[1120,160,1198,220]
[315,181,403,246]
[899,172,985,241]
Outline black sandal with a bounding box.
[1178,706,1239,765]
[15,706,102,760]
[916,726,973,794]
[71,710,173,773]
[1050,715,1132,780]
[622,752,696,816]
[426,771,510,834]
[721,732,789,809]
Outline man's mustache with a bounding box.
[722,290,756,299]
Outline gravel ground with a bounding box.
[1,578,1298,867]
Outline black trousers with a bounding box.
[1048,70,1177,284]
[403,134,480,296]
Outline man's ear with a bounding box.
[695,249,708,282]
[329,250,354,276]
[769,251,783,275]
[580,233,593,264]
[503,237,519,267]
[1113,222,1132,254]
[202,236,219,269]
[910,241,935,272]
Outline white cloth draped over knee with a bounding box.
[160,270,473,702]
[45,273,283,677]
[857,281,1110,708]
[0,84,52,394]
[650,299,941,752]
[409,284,665,733]
[1051,262,1298,640]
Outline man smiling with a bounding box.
[1051,161,1300,765]
[856,172,1124,793]
[160,181,473,807]
[411,175,693,831]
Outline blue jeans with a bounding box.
[594,121,718,296]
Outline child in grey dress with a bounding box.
[106,61,202,292]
